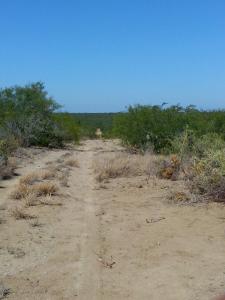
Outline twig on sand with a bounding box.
[146,217,165,224]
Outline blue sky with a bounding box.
[1,0,225,112]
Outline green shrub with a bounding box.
[171,131,225,158]
[190,149,225,201]
[53,113,80,143]
[113,104,225,153]
[0,82,81,147]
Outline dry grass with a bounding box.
[11,178,58,200]
[33,182,58,197]
[64,158,79,168]
[39,196,62,206]
[29,218,42,227]
[24,193,39,207]
[19,172,40,185]
[11,207,36,220]
[10,184,32,200]
[19,170,56,185]
[94,153,158,182]
[40,170,56,180]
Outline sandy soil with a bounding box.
[0,140,225,300]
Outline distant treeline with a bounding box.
[113,105,225,152]
[71,113,117,138]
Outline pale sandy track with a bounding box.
[0,140,225,299]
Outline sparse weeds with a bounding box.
[29,218,42,227]
[24,193,39,207]
[0,283,10,299]
[19,172,40,185]
[94,152,158,182]
[64,158,79,168]
[11,207,36,220]
[168,191,192,204]
[39,196,62,206]
[11,184,31,200]
[40,170,56,180]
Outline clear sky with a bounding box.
[1,0,225,112]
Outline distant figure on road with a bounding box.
[95,128,102,139]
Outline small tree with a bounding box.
[0,82,62,147]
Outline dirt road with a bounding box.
[1,140,225,299]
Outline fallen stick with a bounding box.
[146,217,165,224]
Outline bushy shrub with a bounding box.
[53,113,80,143]
[190,149,225,201]
[170,132,225,201]
[0,82,62,147]
[171,130,225,158]
[0,82,80,148]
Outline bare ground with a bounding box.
[0,140,225,300]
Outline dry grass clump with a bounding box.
[19,172,40,185]
[10,184,32,200]
[11,207,36,220]
[40,170,56,180]
[94,153,158,182]
[33,182,58,196]
[11,178,58,200]
[19,170,56,185]
[64,159,79,168]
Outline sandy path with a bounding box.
[0,140,225,299]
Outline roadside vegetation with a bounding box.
[112,105,225,202]
[0,82,80,181]
[1,81,225,204]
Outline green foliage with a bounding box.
[113,105,225,153]
[0,82,80,148]
[72,113,116,138]
[54,113,80,143]
[171,130,225,158]
[190,148,225,200]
